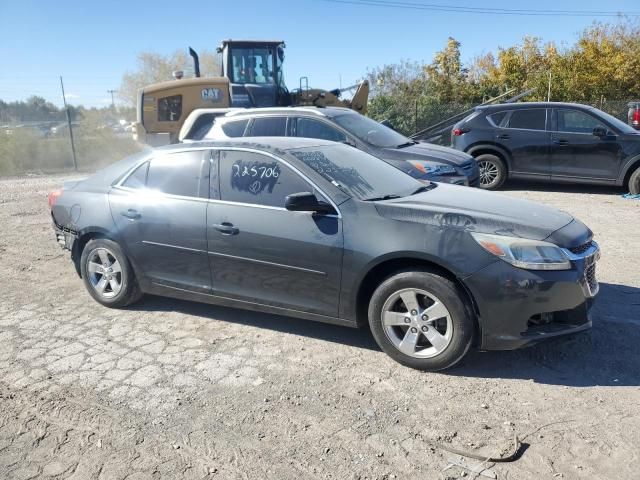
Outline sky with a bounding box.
[1,0,639,108]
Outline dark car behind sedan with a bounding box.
[49,138,599,371]
[451,102,640,193]
[202,107,481,187]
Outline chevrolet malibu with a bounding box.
[49,138,600,371]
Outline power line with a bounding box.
[318,0,640,16]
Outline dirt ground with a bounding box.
[0,173,638,480]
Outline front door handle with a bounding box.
[552,138,569,146]
[212,222,239,235]
[496,134,510,140]
[121,209,141,220]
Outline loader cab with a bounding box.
[218,40,291,108]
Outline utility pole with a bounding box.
[59,76,78,171]
[107,89,117,109]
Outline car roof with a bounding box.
[478,102,595,111]
[154,136,338,154]
[224,106,355,119]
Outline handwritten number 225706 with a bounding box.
[232,164,280,179]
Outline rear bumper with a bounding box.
[463,258,597,350]
[52,221,77,252]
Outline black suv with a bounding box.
[451,102,640,193]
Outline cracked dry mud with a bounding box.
[0,174,639,479]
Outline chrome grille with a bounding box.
[569,241,593,255]
[585,263,598,295]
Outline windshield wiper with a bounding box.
[410,184,436,195]
[363,194,402,202]
[396,141,418,149]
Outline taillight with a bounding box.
[48,189,62,209]
[453,128,468,136]
[633,109,640,125]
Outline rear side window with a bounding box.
[487,111,507,127]
[249,117,287,136]
[294,118,347,142]
[187,114,216,140]
[221,119,249,137]
[146,151,207,198]
[219,150,311,208]
[122,162,148,189]
[507,109,546,131]
[158,95,182,122]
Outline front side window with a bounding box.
[146,151,207,198]
[333,113,411,148]
[157,95,182,122]
[294,118,346,142]
[557,109,607,134]
[249,117,287,136]
[219,150,311,208]
[230,47,275,85]
[289,144,421,200]
[507,109,546,131]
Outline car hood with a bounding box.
[379,142,473,166]
[375,183,590,245]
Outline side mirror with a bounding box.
[593,127,608,137]
[285,192,335,215]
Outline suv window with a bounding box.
[122,162,148,189]
[186,114,216,141]
[557,109,607,134]
[249,117,287,136]
[219,150,311,208]
[487,111,507,127]
[146,151,207,198]
[294,117,347,142]
[507,109,546,131]
[221,119,249,137]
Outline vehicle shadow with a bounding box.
[129,295,380,351]
[451,282,640,387]
[129,283,640,387]
[499,180,623,196]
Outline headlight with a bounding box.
[471,233,571,270]
[407,160,457,176]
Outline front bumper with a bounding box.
[463,244,599,350]
[430,173,480,187]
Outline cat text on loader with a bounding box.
[133,40,369,145]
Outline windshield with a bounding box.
[593,108,638,134]
[230,47,275,85]
[288,144,422,200]
[333,113,413,148]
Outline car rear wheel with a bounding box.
[80,238,142,308]
[476,154,507,190]
[628,167,640,195]
[368,270,474,371]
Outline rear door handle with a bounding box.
[212,222,239,235]
[121,209,141,220]
[496,134,510,140]
[552,138,569,145]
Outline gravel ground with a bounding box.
[0,174,638,480]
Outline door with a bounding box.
[499,108,551,178]
[207,149,343,317]
[109,150,212,293]
[550,108,623,181]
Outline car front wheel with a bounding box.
[476,154,507,190]
[368,271,474,371]
[80,238,142,308]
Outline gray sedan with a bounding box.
[49,138,599,371]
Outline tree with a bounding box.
[119,49,221,106]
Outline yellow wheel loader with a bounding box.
[134,40,369,145]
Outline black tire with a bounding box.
[80,238,142,308]
[628,167,640,195]
[475,153,507,190]
[368,270,474,371]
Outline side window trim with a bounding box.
[212,147,341,217]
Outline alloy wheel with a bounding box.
[381,288,453,358]
[478,160,499,186]
[87,248,123,299]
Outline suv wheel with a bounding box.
[368,270,474,371]
[80,238,143,308]
[628,167,640,195]
[476,154,507,190]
